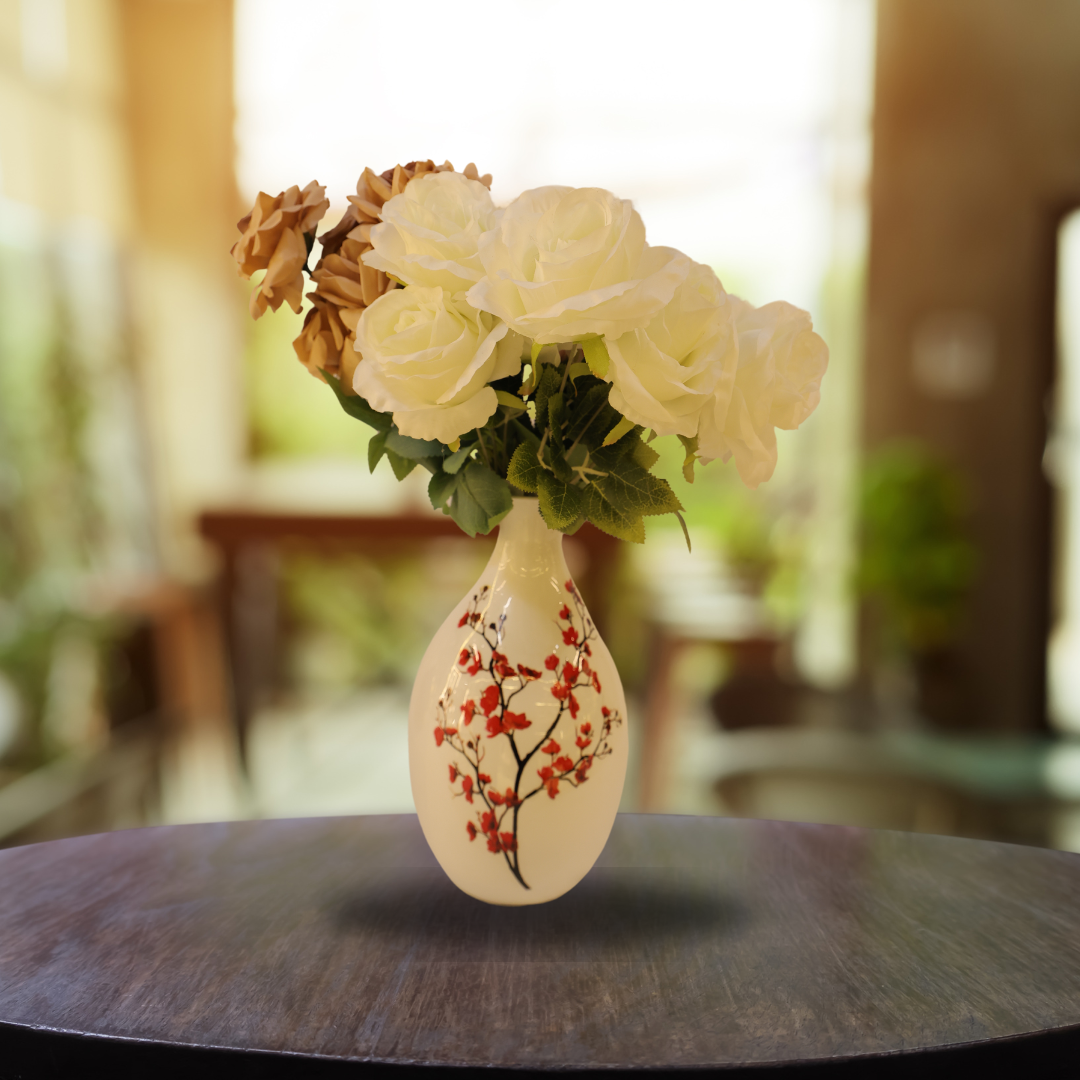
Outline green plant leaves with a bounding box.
[494,390,526,413]
[603,415,635,447]
[537,470,585,531]
[366,429,420,479]
[633,438,660,471]
[442,444,473,475]
[449,460,514,537]
[587,436,683,539]
[584,484,646,543]
[581,336,610,379]
[322,352,692,546]
[677,433,698,483]
[507,443,540,494]
[428,469,458,512]
[367,428,441,479]
[533,363,562,438]
[320,371,392,430]
[385,431,443,460]
[428,459,513,536]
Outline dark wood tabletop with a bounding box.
[0,814,1079,1078]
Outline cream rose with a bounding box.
[605,262,737,438]
[698,297,829,487]
[361,171,499,293]
[466,186,689,344]
[352,287,522,444]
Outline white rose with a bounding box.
[352,287,522,444]
[605,262,738,438]
[698,297,829,487]
[466,186,689,344]
[360,172,499,293]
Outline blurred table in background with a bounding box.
[197,510,620,764]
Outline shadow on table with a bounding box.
[330,866,746,962]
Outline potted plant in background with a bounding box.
[858,443,979,730]
[232,160,829,904]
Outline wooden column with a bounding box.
[866,0,1080,730]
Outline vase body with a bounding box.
[408,497,628,905]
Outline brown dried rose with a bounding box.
[293,298,361,387]
[310,237,394,309]
[232,180,329,318]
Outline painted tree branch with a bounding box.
[433,580,622,889]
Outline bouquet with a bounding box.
[231,160,828,542]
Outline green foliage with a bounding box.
[603,415,635,447]
[507,443,540,494]
[858,443,978,653]
[324,348,689,543]
[321,371,392,431]
[677,433,699,483]
[446,461,514,537]
[581,336,610,379]
[537,470,585,530]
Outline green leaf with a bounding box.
[386,448,417,481]
[591,444,684,519]
[602,415,635,447]
[677,433,699,484]
[495,389,526,412]
[507,443,540,494]
[442,444,473,475]
[584,485,645,543]
[568,362,591,383]
[428,469,459,513]
[604,467,682,519]
[632,437,660,471]
[546,393,574,482]
[530,341,543,362]
[537,472,585,531]
[509,417,540,451]
[367,429,388,474]
[449,460,514,537]
[534,363,562,434]
[581,336,610,379]
[320,371,392,430]
[564,381,618,447]
[385,430,444,460]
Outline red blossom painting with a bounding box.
[433,581,623,890]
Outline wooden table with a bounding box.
[1,815,1078,1077]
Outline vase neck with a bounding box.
[486,498,570,584]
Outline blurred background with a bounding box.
[2,0,1080,851]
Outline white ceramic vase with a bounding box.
[408,497,629,905]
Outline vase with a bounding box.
[408,496,629,905]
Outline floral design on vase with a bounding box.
[433,579,622,890]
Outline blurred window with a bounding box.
[1049,209,1080,734]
